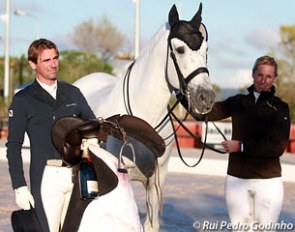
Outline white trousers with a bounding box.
[41,165,73,232]
[225,175,283,232]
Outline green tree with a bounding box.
[272,25,295,122]
[58,50,113,83]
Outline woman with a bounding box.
[199,55,290,230]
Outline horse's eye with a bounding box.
[175,46,185,54]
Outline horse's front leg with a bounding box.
[143,151,171,232]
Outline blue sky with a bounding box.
[1,0,295,88]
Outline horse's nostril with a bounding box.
[200,94,205,102]
[199,91,214,104]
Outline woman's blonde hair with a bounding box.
[252,55,278,77]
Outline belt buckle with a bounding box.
[47,159,63,167]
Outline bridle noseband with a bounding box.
[168,37,209,98]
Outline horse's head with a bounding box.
[167,3,215,115]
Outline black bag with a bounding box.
[11,205,42,232]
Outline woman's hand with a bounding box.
[221,140,241,153]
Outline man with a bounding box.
[193,55,290,230]
[6,38,96,232]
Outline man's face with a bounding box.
[29,48,59,84]
[253,64,276,92]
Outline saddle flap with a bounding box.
[51,117,86,165]
[89,150,119,196]
[107,114,166,157]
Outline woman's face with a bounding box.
[253,64,276,92]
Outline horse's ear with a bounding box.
[168,4,179,27]
[190,2,203,29]
[200,23,208,41]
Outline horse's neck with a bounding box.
[127,25,172,126]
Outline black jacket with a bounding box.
[207,85,290,179]
[6,79,96,231]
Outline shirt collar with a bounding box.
[36,78,57,99]
[253,90,260,103]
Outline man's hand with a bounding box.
[15,186,35,210]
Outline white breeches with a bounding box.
[41,166,73,232]
[225,175,283,232]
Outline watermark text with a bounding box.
[192,220,295,231]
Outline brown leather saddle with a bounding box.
[51,114,166,166]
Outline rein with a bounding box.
[123,61,136,116]
[170,93,226,168]
[170,109,208,167]
[171,112,228,167]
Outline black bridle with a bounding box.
[122,33,223,168]
[168,39,209,97]
[166,37,214,167]
[153,37,210,129]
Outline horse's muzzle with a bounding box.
[190,86,215,115]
